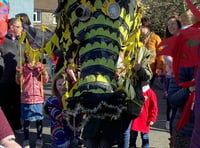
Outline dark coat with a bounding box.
[168,66,195,136]
[0,34,25,84]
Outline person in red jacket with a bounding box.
[16,53,49,148]
[129,84,158,148]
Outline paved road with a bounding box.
[15,78,170,148]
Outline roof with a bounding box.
[34,0,57,11]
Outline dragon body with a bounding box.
[47,0,144,120]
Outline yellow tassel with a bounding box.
[41,25,48,32]
[19,38,23,93]
[62,92,69,110]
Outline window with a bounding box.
[53,16,57,24]
[33,10,41,23]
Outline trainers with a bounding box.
[165,121,170,130]
[14,128,23,134]
[35,139,43,148]
[22,140,30,148]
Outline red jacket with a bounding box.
[51,55,59,65]
[0,107,14,141]
[131,85,158,133]
[16,62,49,104]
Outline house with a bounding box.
[9,0,57,31]
[34,0,57,31]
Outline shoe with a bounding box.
[35,139,43,148]
[165,121,170,130]
[14,128,23,134]
[22,140,30,148]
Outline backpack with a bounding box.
[118,46,153,119]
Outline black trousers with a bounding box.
[24,120,43,140]
[0,83,22,130]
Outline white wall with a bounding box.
[8,0,34,25]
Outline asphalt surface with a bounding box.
[15,77,170,148]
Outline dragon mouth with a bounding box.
[67,90,127,118]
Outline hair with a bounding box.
[15,13,31,26]
[8,18,17,29]
[179,10,198,27]
[165,16,182,38]
[141,16,151,28]
[51,71,74,97]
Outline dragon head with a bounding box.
[51,0,144,119]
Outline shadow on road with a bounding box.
[15,116,51,147]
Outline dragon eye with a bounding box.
[107,2,120,19]
[75,4,91,21]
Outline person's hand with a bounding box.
[189,86,195,92]
[1,140,22,148]
[16,66,22,72]
[156,68,162,76]
[41,68,47,75]
[0,136,22,148]
[147,120,154,126]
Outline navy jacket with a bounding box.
[168,66,195,136]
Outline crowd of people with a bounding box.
[0,1,199,148]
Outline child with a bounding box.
[15,54,49,148]
[44,70,78,148]
[129,84,158,148]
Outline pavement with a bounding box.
[15,77,170,148]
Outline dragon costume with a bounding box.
[0,0,9,44]
[19,1,151,132]
[159,0,200,147]
[43,0,147,123]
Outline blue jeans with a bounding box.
[130,130,149,148]
[118,117,132,148]
[123,121,131,148]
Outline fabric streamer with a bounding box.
[0,0,9,44]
